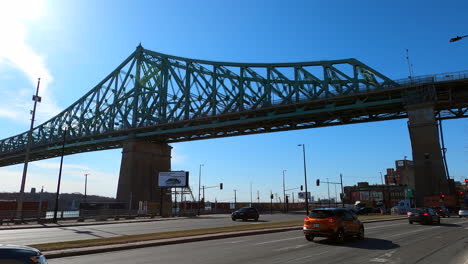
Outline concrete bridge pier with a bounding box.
[116,139,172,216]
[407,104,449,206]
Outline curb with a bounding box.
[0,216,189,231]
[43,217,407,259]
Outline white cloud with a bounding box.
[0,0,61,126]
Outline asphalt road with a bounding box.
[48,217,468,264]
[0,214,301,245]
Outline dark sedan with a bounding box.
[408,208,440,225]
[232,207,259,221]
[0,244,48,264]
[433,206,450,217]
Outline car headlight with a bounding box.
[30,255,47,264]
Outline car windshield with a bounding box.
[0,2,465,264]
[309,210,336,218]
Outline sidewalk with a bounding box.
[0,215,189,230]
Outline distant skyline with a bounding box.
[0,0,466,203]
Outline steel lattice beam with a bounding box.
[0,45,467,166]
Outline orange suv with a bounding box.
[303,208,364,242]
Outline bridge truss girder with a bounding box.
[0,45,467,166]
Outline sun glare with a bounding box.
[0,0,43,22]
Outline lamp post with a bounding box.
[298,144,309,215]
[197,164,203,216]
[53,127,67,223]
[84,173,89,202]
[282,170,286,212]
[449,35,468,42]
[16,78,41,221]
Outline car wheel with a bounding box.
[335,229,345,243]
[447,214,450,218]
[242,217,247,221]
[357,226,365,240]
[232,218,236,221]
[437,217,440,225]
[305,234,314,241]
[254,217,259,222]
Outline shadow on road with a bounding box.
[315,237,400,250]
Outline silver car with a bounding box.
[0,244,47,264]
[458,208,468,218]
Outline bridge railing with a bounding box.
[394,70,468,86]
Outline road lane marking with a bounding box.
[274,244,308,251]
[370,258,388,262]
[219,239,249,244]
[366,223,407,230]
[254,237,303,245]
[452,220,468,225]
[385,226,440,238]
[285,251,329,263]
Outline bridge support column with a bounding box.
[116,140,172,216]
[407,104,449,206]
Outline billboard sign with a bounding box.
[158,171,189,187]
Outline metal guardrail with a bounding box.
[394,70,468,86]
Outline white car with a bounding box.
[458,208,468,218]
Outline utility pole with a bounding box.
[327,177,331,207]
[84,173,89,202]
[17,78,41,221]
[257,190,260,204]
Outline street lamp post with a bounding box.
[84,173,89,202]
[53,127,67,223]
[197,164,203,216]
[298,144,309,215]
[282,170,286,213]
[16,78,42,221]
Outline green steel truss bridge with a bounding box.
[0,45,467,166]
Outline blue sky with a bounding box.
[0,0,466,203]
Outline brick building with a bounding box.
[343,182,407,209]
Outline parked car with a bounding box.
[433,206,450,217]
[0,244,48,263]
[407,208,440,225]
[231,207,259,221]
[303,208,364,243]
[458,208,468,218]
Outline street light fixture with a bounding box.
[298,144,309,215]
[449,35,468,42]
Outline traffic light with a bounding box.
[459,191,464,196]
[465,179,468,184]
[219,183,223,190]
[300,185,303,191]
[440,194,446,200]
[270,194,274,200]
[316,179,320,186]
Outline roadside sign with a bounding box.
[158,171,189,187]
[298,192,311,200]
